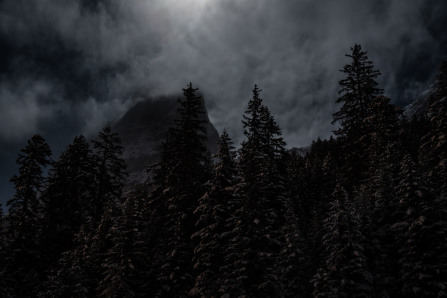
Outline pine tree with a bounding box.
[420,61,447,194]
[283,150,339,297]
[44,223,94,298]
[147,83,212,296]
[404,62,447,296]
[333,44,383,138]
[92,126,127,224]
[393,154,424,295]
[399,114,430,161]
[41,135,96,269]
[332,44,383,187]
[279,195,308,297]
[190,130,239,297]
[6,135,51,238]
[364,95,400,156]
[97,190,150,297]
[286,151,306,218]
[44,196,120,297]
[300,139,341,290]
[41,126,127,288]
[233,85,288,296]
[351,95,403,297]
[367,152,401,297]
[86,199,118,295]
[397,155,447,296]
[312,184,372,297]
[53,198,122,297]
[4,134,51,296]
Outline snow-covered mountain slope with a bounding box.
[114,95,219,186]
[403,83,435,119]
[289,146,310,157]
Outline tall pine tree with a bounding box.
[233,85,288,296]
[4,134,51,297]
[41,135,96,270]
[312,184,372,298]
[332,44,383,187]
[97,189,150,297]
[190,130,239,297]
[92,126,127,224]
[147,83,212,296]
[333,44,383,138]
[420,61,447,194]
[397,155,447,296]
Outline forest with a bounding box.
[1,44,446,297]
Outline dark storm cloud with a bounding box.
[1,0,446,144]
[1,0,446,206]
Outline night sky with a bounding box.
[1,0,446,208]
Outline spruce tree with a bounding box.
[333,44,383,138]
[6,135,51,238]
[92,126,127,221]
[234,85,288,296]
[92,126,127,224]
[350,94,403,296]
[393,154,424,295]
[97,190,150,297]
[367,153,401,297]
[406,62,447,296]
[44,194,122,297]
[279,195,308,297]
[44,223,93,298]
[420,61,447,194]
[4,134,51,296]
[397,155,447,296]
[312,184,372,297]
[41,135,96,269]
[147,83,212,296]
[399,114,430,162]
[190,130,239,297]
[332,44,383,187]
[364,95,400,156]
[301,139,341,288]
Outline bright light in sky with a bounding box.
[138,0,212,42]
[143,0,211,21]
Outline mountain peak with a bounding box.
[114,95,219,186]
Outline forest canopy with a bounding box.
[1,45,447,297]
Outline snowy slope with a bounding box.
[114,96,219,186]
[403,83,435,119]
[289,146,311,157]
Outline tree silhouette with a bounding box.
[147,83,212,296]
[312,184,372,297]
[190,130,239,297]
[234,85,288,296]
[4,134,51,296]
[92,126,127,224]
[332,44,383,188]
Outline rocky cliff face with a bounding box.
[403,83,435,119]
[113,95,219,185]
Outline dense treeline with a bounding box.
[1,45,446,297]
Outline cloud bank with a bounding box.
[1,0,446,147]
[1,0,446,206]
[0,0,447,146]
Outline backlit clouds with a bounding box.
[1,0,446,204]
[1,0,445,144]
